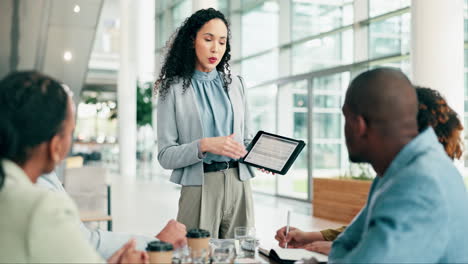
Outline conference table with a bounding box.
[175,239,321,264]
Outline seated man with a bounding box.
[278,68,468,262]
[275,86,465,255]
[37,171,187,259]
[329,68,468,262]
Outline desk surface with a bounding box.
[80,210,112,222]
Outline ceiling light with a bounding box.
[64,51,73,62]
[73,5,80,13]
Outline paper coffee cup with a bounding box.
[146,241,174,264]
[186,228,210,260]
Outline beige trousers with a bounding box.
[176,168,255,239]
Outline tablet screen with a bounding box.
[243,134,299,171]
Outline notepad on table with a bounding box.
[258,246,328,264]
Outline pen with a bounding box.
[285,210,290,248]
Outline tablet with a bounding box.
[240,131,306,175]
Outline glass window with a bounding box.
[278,81,307,138]
[294,112,307,139]
[464,114,468,166]
[294,94,308,108]
[465,116,468,168]
[312,73,343,140]
[464,0,467,177]
[241,51,278,87]
[313,143,340,169]
[248,85,277,195]
[157,0,168,11]
[157,14,167,48]
[75,96,118,144]
[218,0,229,15]
[248,85,277,134]
[311,72,349,178]
[465,50,468,98]
[399,59,411,76]
[369,0,410,17]
[291,0,353,41]
[241,0,258,7]
[314,72,348,91]
[292,29,353,74]
[172,0,192,31]
[312,113,341,139]
[314,95,341,108]
[369,13,410,59]
[277,80,308,199]
[277,149,309,199]
[241,1,279,57]
[371,58,410,76]
[464,46,468,169]
[465,0,468,41]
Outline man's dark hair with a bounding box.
[345,67,418,135]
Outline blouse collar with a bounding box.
[192,69,218,81]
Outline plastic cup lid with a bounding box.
[186,228,211,238]
[146,240,174,252]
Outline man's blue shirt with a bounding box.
[329,127,468,263]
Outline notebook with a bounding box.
[258,246,328,264]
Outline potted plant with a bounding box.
[312,163,374,223]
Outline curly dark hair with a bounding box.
[154,8,232,100]
[416,86,463,160]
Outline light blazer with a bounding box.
[37,172,154,259]
[0,160,103,263]
[157,74,255,186]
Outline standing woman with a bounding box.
[155,8,255,239]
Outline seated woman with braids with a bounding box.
[275,86,464,255]
[0,71,148,263]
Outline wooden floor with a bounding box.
[108,164,345,249]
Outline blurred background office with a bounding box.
[0,0,466,239]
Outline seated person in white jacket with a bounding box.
[37,171,187,259]
[0,71,146,263]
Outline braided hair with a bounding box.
[416,86,463,160]
[0,71,69,190]
[154,8,232,100]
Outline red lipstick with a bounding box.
[208,57,217,63]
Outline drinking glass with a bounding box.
[191,248,208,264]
[173,246,191,264]
[234,226,256,258]
[211,243,235,264]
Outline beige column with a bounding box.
[411,0,464,120]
